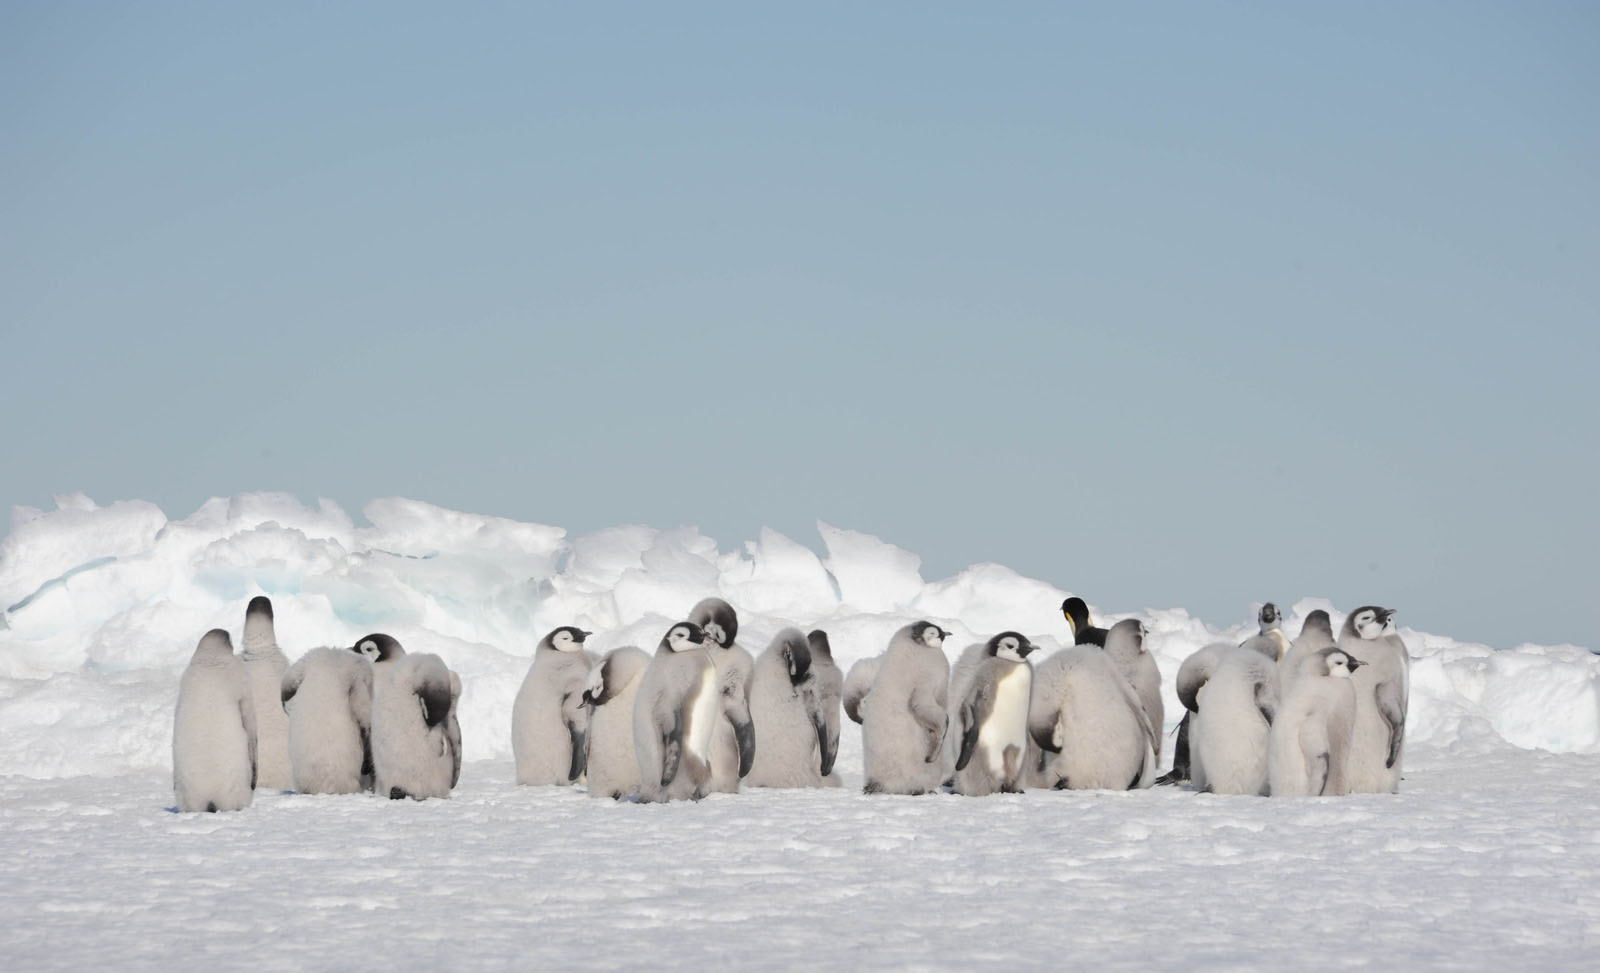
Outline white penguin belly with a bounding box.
[687,666,719,761]
[979,666,1031,777]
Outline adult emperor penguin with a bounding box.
[952,632,1038,796]
[1028,645,1157,790]
[172,629,257,812]
[581,646,651,800]
[280,646,374,795]
[1102,619,1164,764]
[1269,647,1364,797]
[745,628,844,788]
[687,597,756,793]
[1060,597,1108,647]
[633,621,720,803]
[1340,606,1410,794]
[1161,642,1231,789]
[366,636,462,800]
[1240,603,1292,661]
[861,621,952,795]
[239,596,292,791]
[1191,646,1279,795]
[511,626,597,786]
[1278,610,1337,698]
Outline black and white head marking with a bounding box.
[582,656,612,706]
[806,629,833,660]
[689,598,739,649]
[911,621,950,649]
[987,631,1035,662]
[1348,606,1394,640]
[1258,603,1281,629]
[352,633,404,663]
[1321,648,1363,678]
[547,626,591,652]
[661,622,709,653]
[781,630,813,685]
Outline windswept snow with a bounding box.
[1,493,1598,968]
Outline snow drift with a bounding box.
[1,492,1596,779]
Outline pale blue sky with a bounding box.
[3,2,1596,647]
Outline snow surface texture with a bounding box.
[3,493,1600,967]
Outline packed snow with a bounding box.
[2,493,1598,968]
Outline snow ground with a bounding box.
[3,493,1599,969]
[3,744,1598,970]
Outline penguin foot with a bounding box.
[1153,771,1188,787]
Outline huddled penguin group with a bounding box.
[172,598,463,810]
[173,591,1411,810]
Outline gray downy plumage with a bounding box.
[1171,642,1231,791]
[239,596,292,791]
[511,626,598,786]
[1027,645,1156,791]
[1340,606,1410,794]
[633,622,720,803]
[952,632,1038,796]
[173,629,257,812]
[1269,647,1363,797]
[1102,619,1165,764]
[842,656,882,726]
[370,642,461,801]
[1191,646,1279,796]
[1277,609,1337,699]
[280,646,374,795]
[861,621,952,795]
[745,628,843,788]
[581,646,651,800]
[688,598,757,793]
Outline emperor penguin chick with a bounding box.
[1191,646,1279,796]
[1102,619,1164,764]
[861,621,952,795]
[842,656,882,725]
[1340,606,1410,794]
[239,596,292,790]
[173,629,258,812]
[952,632,1038,796]
[1162,643,1230,789]
[633,622,720,803]
[1240,603,1292,662]
[745,628,844,788]
[942,639,995,775]
[1269,648,1364,796]
[280,647,374,795]
[1278,610,1337,698]
[687,598,756,793]
[368,638,462,800]
[581,646,651,800]
[1028,646,1156,791]
[511,626,597,786]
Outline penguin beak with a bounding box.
[577,630,592,642]
[1347,656,1366,670]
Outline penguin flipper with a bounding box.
[1255,680,1277,726]
[1378,681,1406,769]
[1312,752,1330,796]
[954,701,980,773]
[566,723,587,782]
[733,719,756,778]
[660,710,683,787]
